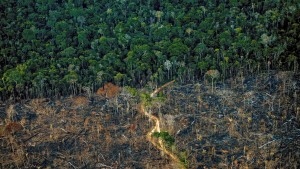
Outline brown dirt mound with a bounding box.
[96,83,121,98]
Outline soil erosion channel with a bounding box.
[140,80,185,168]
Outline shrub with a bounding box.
[152,131,175,147]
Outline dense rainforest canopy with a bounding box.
[0,0,299,101]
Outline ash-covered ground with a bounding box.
[155,71,299,168]
[1,71,299,168]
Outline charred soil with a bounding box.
[0,72,299,168]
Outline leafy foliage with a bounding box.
[152,131,175,147]
[0,0,299,100]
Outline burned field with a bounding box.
[0,91,173,168]
[156,71,300,168]
[0,71,299,168]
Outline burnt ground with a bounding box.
[0,71,299,169]
[0,92,174,168]
[155,71,300,168]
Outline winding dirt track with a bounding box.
[140,80,185,169]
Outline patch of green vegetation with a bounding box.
[140,91,166,107]
[140,92,152,107]
[124,86,139,97]
[152,131,175,147]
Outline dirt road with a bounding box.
[140,80,185,169]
